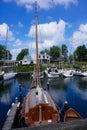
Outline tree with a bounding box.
[61,44,68,62]
[40,49,50,54]
[0,45,12,60]
[74,45,87,61]
[16,48,29,61]
[49,46,60,61]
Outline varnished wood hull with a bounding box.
[64,108,82,122]
[21,87,60,126]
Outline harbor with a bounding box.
[1,0,87,130]
[2,99,87,130]
[1,75,87,129]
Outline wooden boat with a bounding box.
[64,108,82,122]
[20,2,60,127]
[21,86,60,126]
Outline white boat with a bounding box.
[73,70,87,77]
[45,65,61,78]
[0,71,4,80]
[32,71,44,79]
[62,70,73,78]
[4,72,17,80]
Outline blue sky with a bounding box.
[0,0,87,60]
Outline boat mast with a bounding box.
[35,1,40,87]
[5,27,9,60]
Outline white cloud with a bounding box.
[0,23,14,41]
[71,23,87,49]
[13,39,22,46]
[53,0,78,9]
[18,21,23,27]
[28,19,67,49]
[25,4,33,12]
[11,48,22,59]
[3,0,78,11]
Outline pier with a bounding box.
[2,103,87,130]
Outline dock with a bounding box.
[2,103,18,130]
[2,103,87,130]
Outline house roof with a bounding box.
[23,55,33,61]
[39,53,50,57]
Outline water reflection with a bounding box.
[0,79,15,104]
[0,76,87,129]
[47,77,87,118]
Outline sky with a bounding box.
[0,0,87,60]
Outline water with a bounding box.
[0,76,87,129]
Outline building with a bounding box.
[39,53,50,64]
[0,60,18,66]
[20,55,33,65]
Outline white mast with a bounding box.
[5,26,9,60]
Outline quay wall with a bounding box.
[3,119,87,130]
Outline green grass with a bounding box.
[1,62,87,73]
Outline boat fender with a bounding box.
[15,97,18,103]
[12,103,15,106]
[7,109,11,116]
[17,102,20,108]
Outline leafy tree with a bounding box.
[0,45,5,60]
[40,49,50,54]
[50,45,60,61]
[6,50,12,60]
[61,44,68,62]
[16,48,29,61]
[69,54,74,64]
[74,45,87,61]
[0,45,12,60]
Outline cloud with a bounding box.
[13,39,22,46]
[28,19,67,49]
[71,23,87,49]
[25,4,33,12]
[53,0,78,9]
[18,21,23,27]
[0,23,14,41]
[10,48,22,59]
[3,0,78,11]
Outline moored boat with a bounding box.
[4,72,17,80]
[62,70,73,78]
[73,70,87,77]
[0,71,4,81]
[64,108,82,122]
[45,65,61,78]
[20,2,60,127]
[21,86,60,126]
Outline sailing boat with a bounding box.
[3,27,17,80]
[20,2,60,126]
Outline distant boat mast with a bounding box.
[5,26,9,60]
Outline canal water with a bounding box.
[0,75,87,129]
